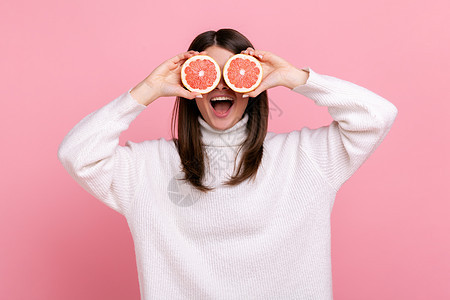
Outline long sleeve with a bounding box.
[291,67,398,192]
[57,89,147,215]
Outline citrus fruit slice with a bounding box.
[181,55,221,94]
[223,53,263,93]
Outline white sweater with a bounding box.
[57,67,398,299]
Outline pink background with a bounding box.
[1,0,449,299]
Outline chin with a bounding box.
[209,117,236,131]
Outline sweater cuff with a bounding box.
[290,67,323,95]
[291,67,367,107]
[107,88,147,124]
[127,87,148,108]
[291,67,377,99]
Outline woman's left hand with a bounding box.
[240,47,309,98]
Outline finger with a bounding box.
[178,87,202,100]
[241,47,255,55]
[172,51,198,64]
[168,52,198,71]
[188,50,200,56]
[186,50,204,56]
[243,80,271,98]
[188,91,203,99]
[168,57,187,71]
[251,50,269,61]
[241,48,267,62]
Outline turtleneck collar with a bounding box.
[198,113,249,147]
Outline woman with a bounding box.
[58,28,398,299]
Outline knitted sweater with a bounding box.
[57,67,398,299]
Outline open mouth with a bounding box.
[210,96,234,115]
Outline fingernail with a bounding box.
[242,94,249,98]
[196,95,203,98]
[258,54,263,59]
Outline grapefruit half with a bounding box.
[181,55,221,94]
[223,54,263,93]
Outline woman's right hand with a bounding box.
[130,50,205,106]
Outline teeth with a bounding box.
[210,96,234,101]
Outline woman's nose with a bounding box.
[216,76,229,90]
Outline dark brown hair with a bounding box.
[171,28,269,193]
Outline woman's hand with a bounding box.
[240,47,309,98]
[131,50,205,106]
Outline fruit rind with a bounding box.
[223,53,263,93]
[181,55,221,94]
